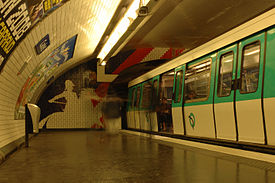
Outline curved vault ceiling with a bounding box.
[1,0,274,104]
[2,0,122,103]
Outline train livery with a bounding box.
[126,9,275,150]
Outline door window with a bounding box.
[174,70,183,103]
[217,52,234,97]
[184,59,211,102]
[240,41,260,93]
[131,88,136,109]
[134,87,141,107]
[141,81,153,109]
[152,79,159,110]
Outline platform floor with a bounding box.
[0,130,275,183]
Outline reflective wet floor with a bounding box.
[0,130,275,183]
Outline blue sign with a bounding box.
[35,34,50,55]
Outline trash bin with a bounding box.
[26,104,41,133]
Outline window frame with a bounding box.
[217,51,234,97]
[184,58,212,103]
[174,70,184,103]
[135,86,141,108]
[131,87,137,109]
[152,79,159,109]
[159,69,175,104]
[141,80,153,109]
[239,40,261,94]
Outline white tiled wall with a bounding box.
[0,0,121,149]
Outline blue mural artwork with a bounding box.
[15,35,77,119]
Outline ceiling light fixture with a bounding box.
[101,61,107,66]
[97,0,150,65]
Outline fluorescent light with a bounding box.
[97,0,150,63]
[101,61,107,66]
[244,49,260,56]
[80,0,121,51]
[224,59,232,63]
[194,61,210,69]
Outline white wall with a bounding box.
[0,0,121,149]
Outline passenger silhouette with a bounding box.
[158,97,170,131]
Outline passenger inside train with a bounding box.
[158,97,170,131]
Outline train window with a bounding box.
[160,70,175,103]
[174,70,183,103]
[152,79,159,110]
[131,88,136,109]
[217,52,234,97]
[184,59,211,102]
[141,81,153,109]
[128,89,132,109]
[240,41,260,94]
[135,87,141,107]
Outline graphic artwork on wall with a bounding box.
[26,0,69,27]
[0,0,69,74]
[14,34,77,119]
[37,62,105,129]
[0,0,32,73]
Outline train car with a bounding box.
[126,8,275,151]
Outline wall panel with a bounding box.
[0,0,122,149]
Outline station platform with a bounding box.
[0,130,275,183]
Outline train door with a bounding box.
[127,87,134,129]
[140,80,153,131]
[134,85,142,129]
[214,44,238,140]
[264,27,275,145]
[235,32,266,144]
[183,56,216,138]
[172,65,185,135]
[151,76,160,132]
[130,87,137,129]
[157,70,174,133]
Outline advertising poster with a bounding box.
[0,0,69,74]
[25,0,69,26]
[0,0,32,73]
[14,34,77,119]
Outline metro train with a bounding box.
[126,9,275,151]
